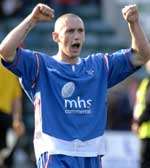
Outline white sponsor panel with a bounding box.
[62,82,93,114]
[103,131,140,168]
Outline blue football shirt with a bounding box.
[2,48,139,158]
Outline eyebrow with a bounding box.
[66,27,84,32]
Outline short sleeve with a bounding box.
[1,48,40,90]
[107,48,140,88]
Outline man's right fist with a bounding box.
[30,3,54,23]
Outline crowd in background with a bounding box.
[0,0,102,19]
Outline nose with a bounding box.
[74,31,80,40]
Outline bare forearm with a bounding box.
[12,98,23,122]
[0,4,54,62]
[129,22,150,65]
[122,4,150,66]
[0,15,36,61]
[12,98,25,136]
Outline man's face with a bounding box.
[57,16,85,59]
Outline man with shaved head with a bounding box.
[0,3,150,168]
[52,13,85,64]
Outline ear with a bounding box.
[52,32,59,43]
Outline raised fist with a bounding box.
[30,3,54,23]
[122,4,139,23]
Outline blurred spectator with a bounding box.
[0,0,23,18]
[81,0,101,5]
[21,93,35,167]
[51,0,80,16]
[132,61,150,168]
[0,60,24,168]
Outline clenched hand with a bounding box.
[122,4,139,23]
[30,3,55,23]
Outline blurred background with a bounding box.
[0,0,150,168]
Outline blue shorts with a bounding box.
[37,152,102,168]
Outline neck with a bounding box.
[55,52,79,64]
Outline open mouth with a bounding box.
[71,42,80,49]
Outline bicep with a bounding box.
[128,48,145,67]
